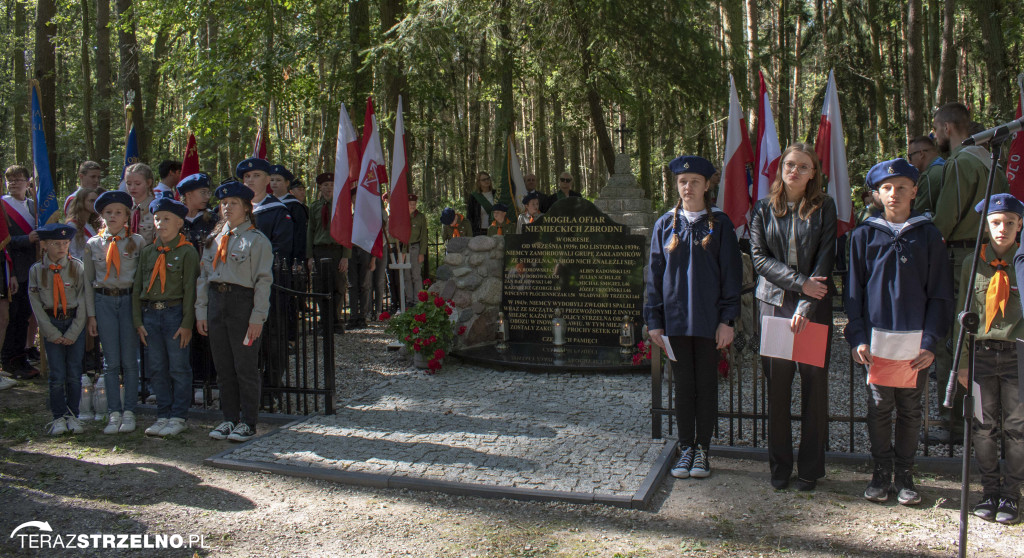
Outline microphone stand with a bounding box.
[942,133,1011,558]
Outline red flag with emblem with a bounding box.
[330,104,360,247]
[1008,74,1024,201]
[721,74,755,235]
[351,99,387,258]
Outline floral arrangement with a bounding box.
[632,341,653,366]
[382,285,463,373]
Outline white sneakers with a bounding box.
[0,376,16,390]
[144,417,187,437]
[103,412,122,434]
[46,417,67,436]
[65,415,84,434]
[144,418,169,436]
[118,411,136,433]
[209,421,234,440]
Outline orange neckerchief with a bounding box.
[147,233,190,294]
[980,243,1017,333]
[212,224,256,270]
[102,227,126,280]
[490,220,504,236]
[49,263,67,317]
[451,214,463,237]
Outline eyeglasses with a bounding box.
[479,177,491,182]
[782,161,813,175]
[907,148,931,160]
[559,178,572,183]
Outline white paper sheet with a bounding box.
[661,335,676,362]
[973,380,984,425]
[759,316,795,360]
[869,328,922,361]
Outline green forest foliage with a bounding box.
[1,0,1022,216]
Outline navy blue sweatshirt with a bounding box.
[844,214,953,353]
[252,194,294,261]
[644,207,743,339]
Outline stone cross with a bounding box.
[613,124,633,154]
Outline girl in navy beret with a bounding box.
[644,155,743,480]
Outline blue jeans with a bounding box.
[142,304,192,419]
[95,293,140,413]
[44,315,85,419]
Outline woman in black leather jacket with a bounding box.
[750,142,837,491]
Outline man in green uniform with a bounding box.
[440,208,471,241]
[306,173,349,328]
[406,194,429,304]
[930,102,1010,442]
[908,135,945,217]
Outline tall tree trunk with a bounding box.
[723,0,747,98]
[535,82,549,193]
[572,4,615,175]
[491,0,515,176]
[143,24,169,158]
[80,0,96,161]
[971,0,1012,120]
[12,0,28,164]
[745,0,759,111]
[116,0,146,160]
[552,96,564,175]
[636,91,652,198]
[906,0,924,140]
[867,0,890,153]
[380,0,407,142]
[776,0,791,144]
[570,128,581,185]
[94,0,113,168]
[926,0,940,109]
[936,0,957,104]
[349,0,371,133]
[35,0,58,186]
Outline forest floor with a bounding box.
[2,379,1023,558]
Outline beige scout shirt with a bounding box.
[28,254,88,343]
[195,220,275,325]
[83,228,147,317]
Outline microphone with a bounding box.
[961,116,1024,146]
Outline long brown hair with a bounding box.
[205,198,255,249]
[769,143,825,220]
[666,180,715,252]
[67,187,103,237]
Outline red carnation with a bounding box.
[423,278,432,287]
[434,349,445,360]
[404,335,411,342]
[414,313,427,323]
[417,291,428,302]
[433,296,444,308]
[413,342,422,352]
[428,358,442,371]
[632,354,642,365]
[444,306,452,315]
[412,326,420,334]
[379,311,391,321]
[457,326,466,335]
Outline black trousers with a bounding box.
[208,286,263,428]
[347,247,371,319]
[1,288,30,366]
[669,335,720,449]
[760,298,833,482]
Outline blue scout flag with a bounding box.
[119,122,141,191]
[30,80,58,226]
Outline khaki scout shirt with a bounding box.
[83,228,146,317]
[132,234,200,329]
[933,146,1008,242]
[912,158,944,216]
[409,210,428,247]
[307,198,352,258]
[195,220,275,325]
[131,194,157,245]
[955,245,1024,357]
[28,254,87,343]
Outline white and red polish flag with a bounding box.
[815,69,854,237]
[1007,73,1024,201]
[720,74,756,235]
[754,71,781,202]
[351,98,388,258]
[330,103,360,247]
[388,95,411,244]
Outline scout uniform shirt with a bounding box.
[517,211,542,234]
[442,213,471,241]
[130,194,157,245]
[306,198,352,258]
[195,220,275,325]
[252,194,294,260]
[131,233,200,330]
[955,244,1024,356]
[82,227,146,318]
[644,207,743,339]
[409,210,428,247]
[933,146,1009,243]
[184,209,219,258]
[28,254,87,343]
[487,217,514,236]
[912,157,945,217]
[844,214,954,353]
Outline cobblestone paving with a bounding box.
[219,364,667,496]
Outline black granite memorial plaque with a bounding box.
[502,197,645,347]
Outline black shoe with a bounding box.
[996,498,1020,525]
[10,364,39,380]
[795,478,817,492]
[771,477,790,490]
[894,470,921,505]
[973,495,1000,521]
[26,347,41,364]
[864,465,892,503]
